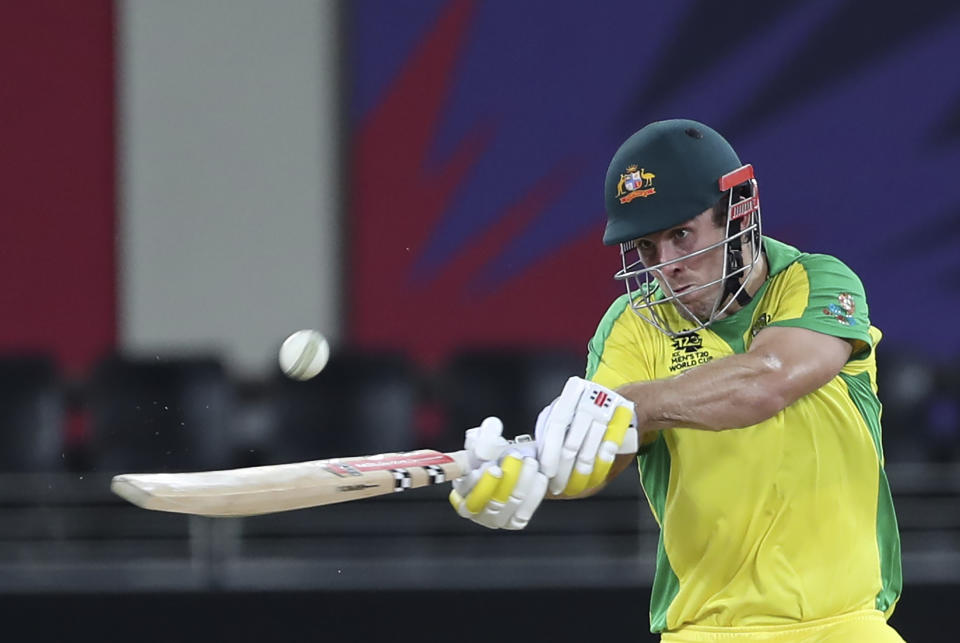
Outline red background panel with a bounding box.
[0,1,116,375]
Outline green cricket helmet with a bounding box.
[603,119,763,337]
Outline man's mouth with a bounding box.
[671,284,693,294]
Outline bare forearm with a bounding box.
[617,352,787,432]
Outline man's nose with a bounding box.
[658,243,685,270]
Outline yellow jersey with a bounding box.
[586,237,902,634]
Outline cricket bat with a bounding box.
[111,436,534,517]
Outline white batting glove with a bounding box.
[448,417,548,530]
[536,376,638,497]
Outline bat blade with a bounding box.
[111,449,470,517]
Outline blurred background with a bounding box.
[1,0,958,640]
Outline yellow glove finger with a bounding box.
[465,466,503,514]
[449,489,466,514]
[587,451,615,489]
[562,467,591,496]
[563,406,632,496]
[491,454,524,504]
[602,406,633,446]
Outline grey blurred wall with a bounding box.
[118,0,341,378]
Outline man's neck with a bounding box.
[719,248,768,319]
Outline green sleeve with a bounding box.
[585,294,632,380]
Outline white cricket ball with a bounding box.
[279,329,330,380]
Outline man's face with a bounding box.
[632,207,727,323]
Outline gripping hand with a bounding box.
[536,376,638,497]
[448,417,547,530]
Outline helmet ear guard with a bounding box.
[720,165,762,307]
[720,164,761,242]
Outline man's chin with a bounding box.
[673,306,707,324]
[673,296,714,324]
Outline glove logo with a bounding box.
[590,390,612,408]
[617,165,656,203]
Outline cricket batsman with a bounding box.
[449,119,905,642]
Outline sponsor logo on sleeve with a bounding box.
[823,293,857,326]
[750,312,771,338]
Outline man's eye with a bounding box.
[636,240,654,251]
[673,229,689,240]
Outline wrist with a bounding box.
[616,382,654,431]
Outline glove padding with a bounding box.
[448,417,547,530]
[536,376,638,497]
